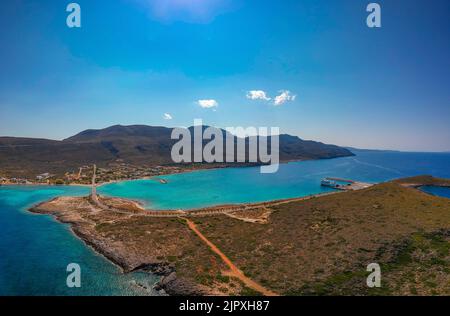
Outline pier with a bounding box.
[321,177,372,191]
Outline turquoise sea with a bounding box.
[1,150,450,295]
[98,150,450,210]
[0,186,159,296]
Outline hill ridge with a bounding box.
[0,125,354,177]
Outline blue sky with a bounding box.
[0,0,449,151]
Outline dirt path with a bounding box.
[184,218,278,296]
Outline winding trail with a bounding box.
[184,218,278,296]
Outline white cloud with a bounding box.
[197,99,219,109]
[163,113,173,120]
[246,90,271,101]
[273,90,296,106]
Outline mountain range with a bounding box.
[0,125,354,177]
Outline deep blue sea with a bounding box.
[1,150,450,295]
[420,186,450,199]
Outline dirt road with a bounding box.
[184,218,278,296]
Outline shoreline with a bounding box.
[0,182,92,188]
[26,189,346,296]
[2,152,364,188]
[1,156,338,188]
[28,198,170,295]
[6,156,356,188]
[25,174,450,296]
[28,196,233,295]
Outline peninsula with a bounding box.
[29,175,450,296]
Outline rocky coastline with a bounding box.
[29,198,213,296]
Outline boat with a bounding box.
[321,179,337,188]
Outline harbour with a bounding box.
[320,177,373,191]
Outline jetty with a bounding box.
[321,177,372,191]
